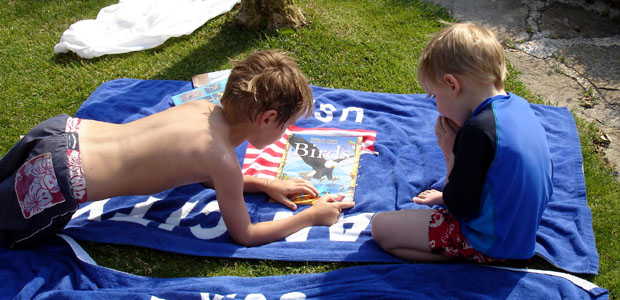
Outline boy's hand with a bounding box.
[435,115,460,165]
[308,195,355,226]
[264,178,319,211]
[435,115,459,150]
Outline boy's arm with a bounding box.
[213,157,353,247]
[243,176,318,210]
[442,121,494,220]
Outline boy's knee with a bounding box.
[371,212,404,252]
[370,212,387,245]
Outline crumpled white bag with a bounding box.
[54,0,240,59]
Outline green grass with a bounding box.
[1,0,618,298]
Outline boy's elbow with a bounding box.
[231,236,254,247]
[229,227,261,247]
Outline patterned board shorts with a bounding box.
[428,208,500,263]
[0,114,87,248]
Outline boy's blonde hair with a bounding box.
[418,22,507,90]
[221,50,313,128]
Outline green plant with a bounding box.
[580,87,598,108]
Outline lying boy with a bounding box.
[0,50,354,249]
[371,23,553,262]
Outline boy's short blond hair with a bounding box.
[221,50,313,128]
[418,22,507,90]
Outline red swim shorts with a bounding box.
[428,208,500,263]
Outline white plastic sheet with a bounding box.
[54,0,240,59]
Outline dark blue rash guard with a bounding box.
[442,93,553,259]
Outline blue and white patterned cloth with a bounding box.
[62,78,597,275]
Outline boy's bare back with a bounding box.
[78,100,234,201]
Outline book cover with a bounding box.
[242,126,378,205]
[277,133,363,204]
[191,69,231,88]
[171,78,227,106]
[191,73,211,88]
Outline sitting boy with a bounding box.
[371,23,553,262]
[0,50,354,249]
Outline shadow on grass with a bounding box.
[151,19,266,81]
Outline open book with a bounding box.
[242,126,378,205]
[277,133,362,204]
[171,78,227,106]
[171,69,231,106]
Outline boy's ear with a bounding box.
[258,110,278,129]
[443,74,461,96]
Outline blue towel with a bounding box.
[0,235,608,299]
[63,78,598,274]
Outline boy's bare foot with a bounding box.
[412,189,444,206]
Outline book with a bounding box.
[171,69,231,106]
[191,72,212,88]
[171,78,227,106]
[191,69,231,88]
[241,126,378,205]
[276,133,362,205]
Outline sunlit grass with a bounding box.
[1,0,617,297]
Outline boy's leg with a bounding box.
[371,209,449,261]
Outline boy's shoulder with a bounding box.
[163,100,231,141]
[169,99,224,121]
[176,98,217,110]
[464,103,495,138]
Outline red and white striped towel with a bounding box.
[242,126,377,179]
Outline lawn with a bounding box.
[1,0,618,298]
